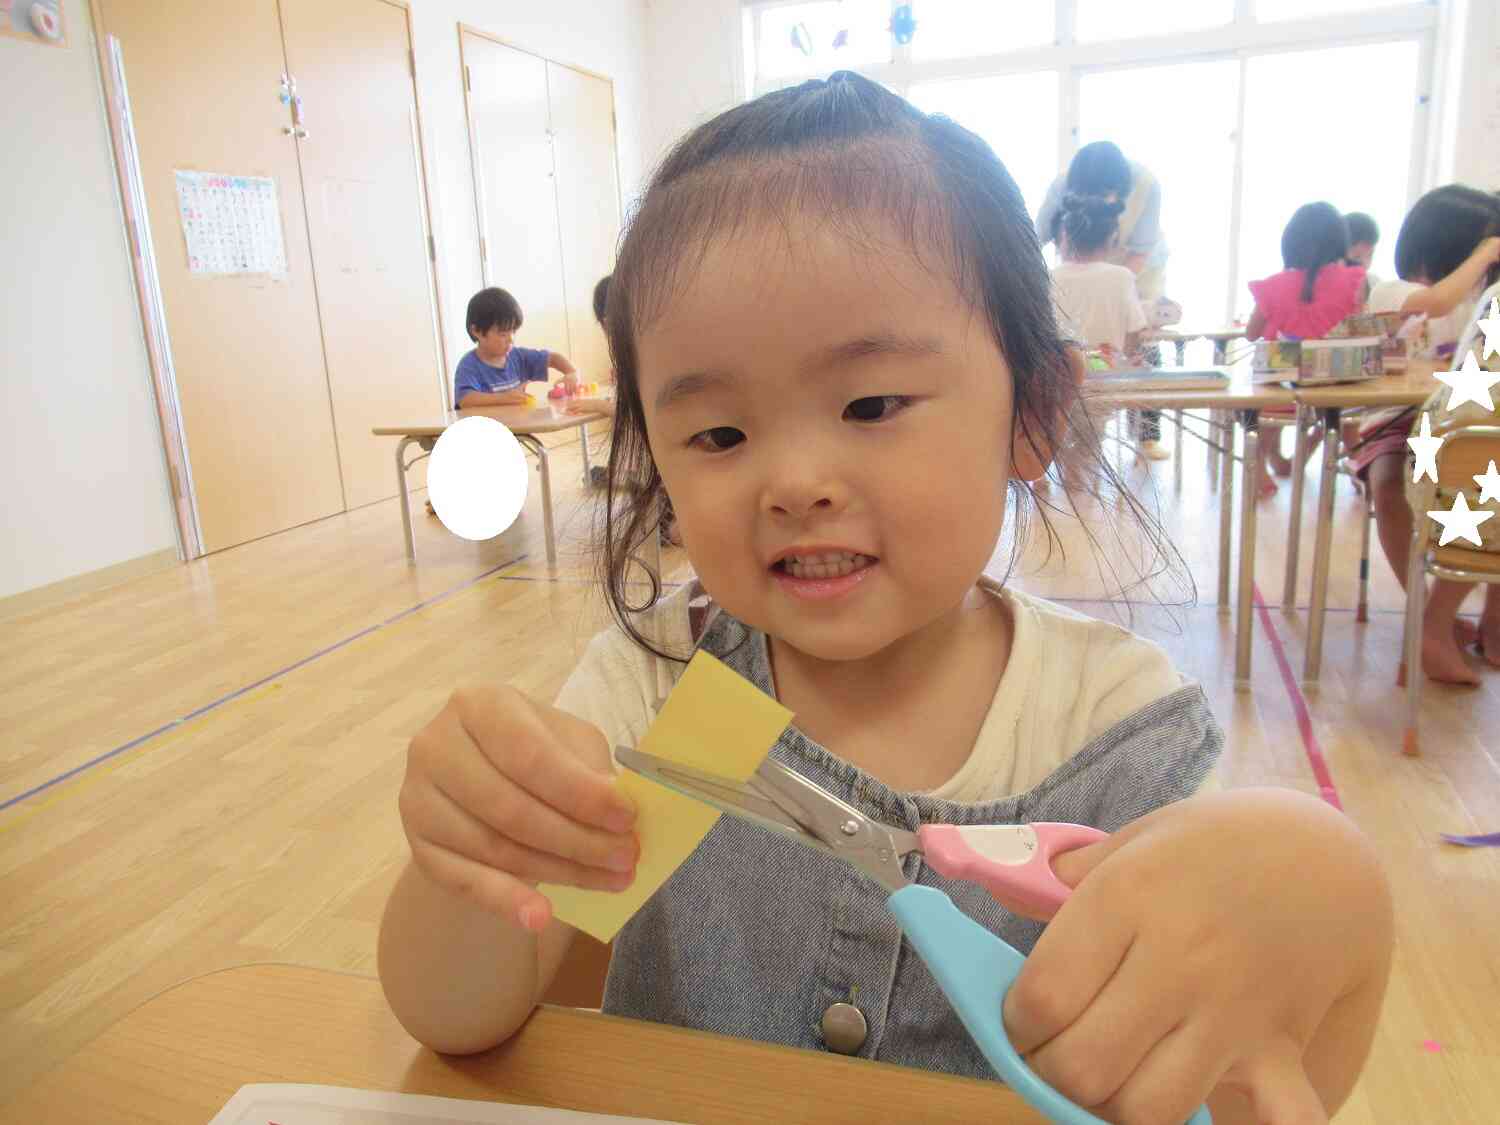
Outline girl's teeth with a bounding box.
[783,552,870,579]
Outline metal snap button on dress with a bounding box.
[820,1002,868,1054]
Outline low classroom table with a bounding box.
[373,403,609,568]
[1286,361,1442,685]
[1150,325,1249,366]
[3,963,1041,1124]
[1085,371,1297,690]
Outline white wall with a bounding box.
[642,0,742,169]
[1434,0,1500,188]
[0,4,178,602]
[406,0,652,375]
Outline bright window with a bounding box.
[755,0,892,78]
[908,73,1060,219]
[1079,60,1240,328]
[911,0,1054,60]
[1236,40,1419,318]
[1256,0,1409,21]
[1075,0,1233,43]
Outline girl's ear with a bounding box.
[1011,348,1084,482]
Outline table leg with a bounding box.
[1282,403,1312,612]
[1175,339,1187,366]
[1218,410,1234,614]
[579,421,592,482]
[395,435,417,564]
[1235,409,1261,689]
[1173,410,1184,491]
[1213,339,1228,365]
[536,443,557,568]
[1302,407,1343,686]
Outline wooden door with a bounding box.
[461,32,572,364]
[279,0,445,510]
[546,62,621,382]
[96,0,345,552]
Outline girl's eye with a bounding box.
[844,395,913,423]
[688,426,745,452]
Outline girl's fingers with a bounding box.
[424,729,638,873]
[1021,936,1185,1109]
[1093,1016,1227,1125]
[413,778,635,893]
[1239,1038,1328,1125]
[409,835,557,931]
[1002,882,1135,1054]
[452,688,635,833]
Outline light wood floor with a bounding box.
[2,419,1498,1121]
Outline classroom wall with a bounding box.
[642,0,742,168]
[1435,0,1500,188]
[0,3,179,603]
[406,0,652,379]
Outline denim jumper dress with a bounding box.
[603,600,1223,1079]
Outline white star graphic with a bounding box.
[1408,412,1443,484]
[1478,297,1500,362]
[1475,460,1500,505]
[1428,491,1495,547]
[1435,350,1500,413]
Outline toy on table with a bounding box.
[547,381,603,400]
[616,735,1213,1125]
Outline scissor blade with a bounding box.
[614,746,834,855]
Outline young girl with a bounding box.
[1051,192,1148,359]
[1347,185,1500,683]
[1246,203,1366,488]
[380,74,1392,1124]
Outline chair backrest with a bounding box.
[1436,424,1500,491]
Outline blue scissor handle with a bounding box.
[887,885,1212,1125]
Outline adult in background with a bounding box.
[1037,142,1171,459]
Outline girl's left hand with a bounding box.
[1003,788,1390,1125]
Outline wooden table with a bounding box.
[1085,372,1297,689]
[1,963,1040,1124]
[374,404,609,568]
[1287,362,1442,685]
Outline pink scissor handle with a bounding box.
[917,822,1108,922]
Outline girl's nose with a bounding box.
[763,468,848,521]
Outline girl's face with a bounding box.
[636,213,1048,664]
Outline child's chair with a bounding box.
[1400,423,1500,755]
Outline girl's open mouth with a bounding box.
[770,552,877,601]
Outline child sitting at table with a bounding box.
[1050,191,1164,464]
[454,287,578,410]
[1246,202,1366,491]
[1349,186,1500,682]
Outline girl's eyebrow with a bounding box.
[653,332,944,412]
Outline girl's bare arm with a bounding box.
[378,860,577,1054]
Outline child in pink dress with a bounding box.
[1246,202,1366,491]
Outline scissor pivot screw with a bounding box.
[840,820,859,836]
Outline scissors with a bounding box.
[617,746,1213,1125]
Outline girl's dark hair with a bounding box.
[1281,202,1349,303]
[465,287,523,341]
[595,71,1189,660]
[1060,191,1125,257]
[1066,141,1133,200]
[1344,212,1379,248]
[592,275,611,326]
[1394,185,1500,287]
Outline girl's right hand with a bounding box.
[399,685,638,934]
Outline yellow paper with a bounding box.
[541,650,793,942]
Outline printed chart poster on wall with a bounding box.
[0,0,66,45]
[174,171,288,276]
